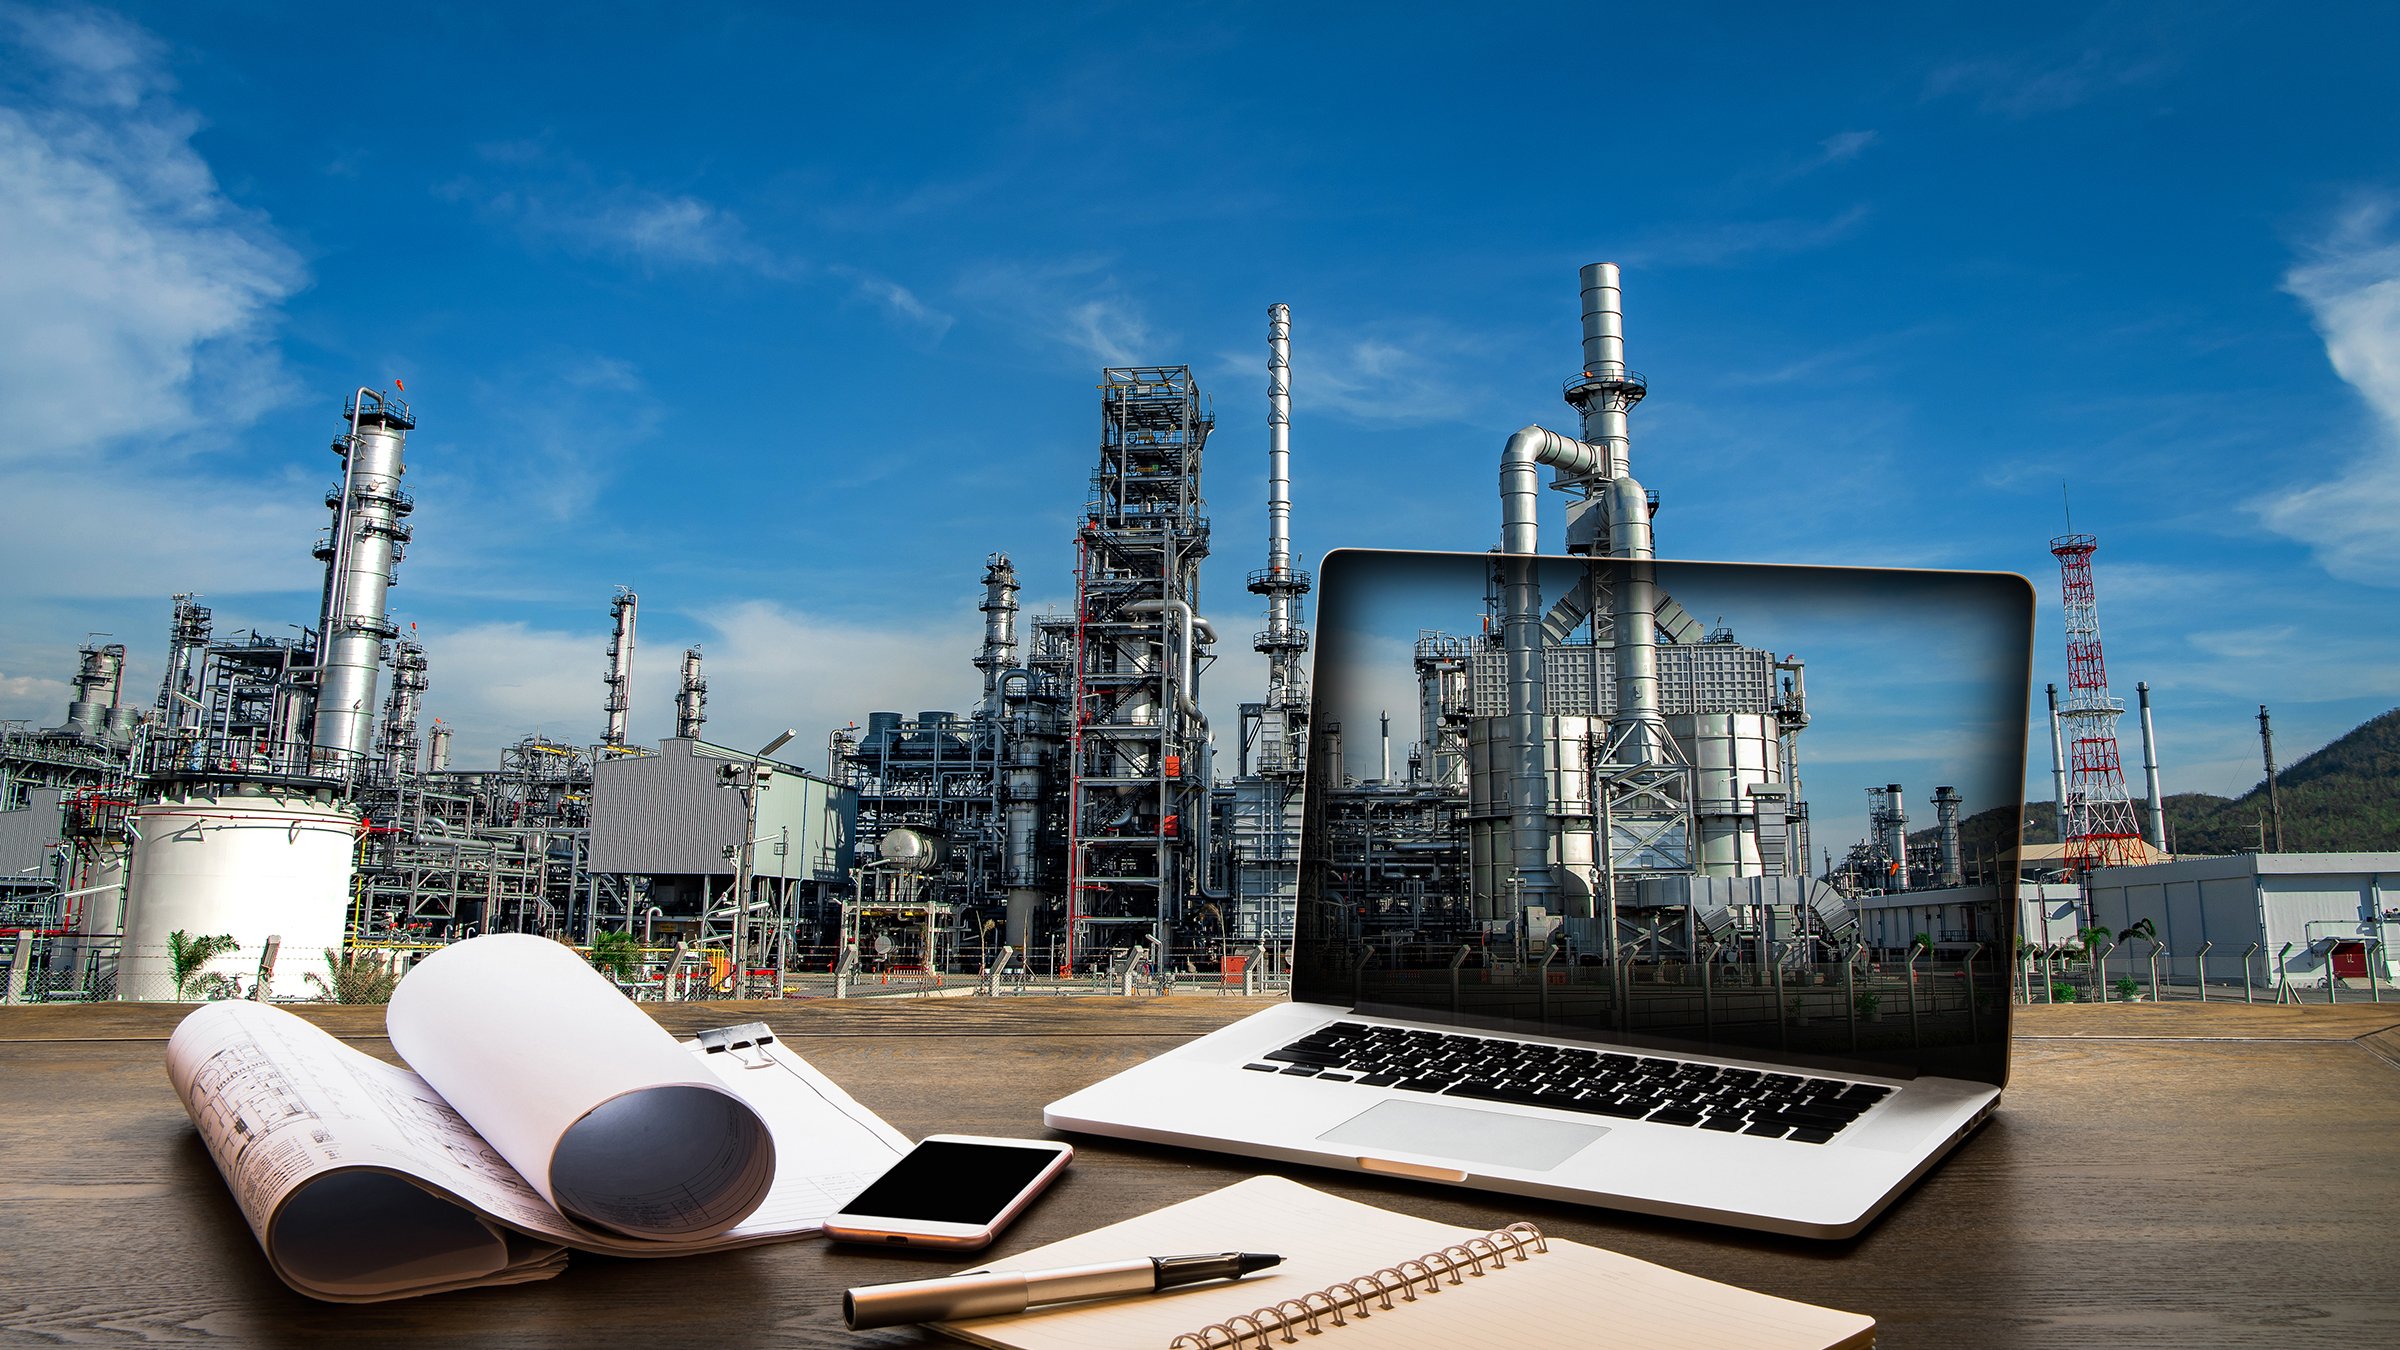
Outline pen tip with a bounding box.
[1237,1252,1283,1276]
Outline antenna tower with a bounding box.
[2049,531,2144,876]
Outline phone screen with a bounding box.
[841,1140,1064,1224]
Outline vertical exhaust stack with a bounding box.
[603,587,637,749]
[428,721,452,773]
[2258,705,2284,853]
[2136,682,2166,855]
[1250,304,1312,719]
[311,388,414,769]
[1933,786,1964,887]
[2046,683,2069,841]
[676,646,708,740]
[975,554,1021,720]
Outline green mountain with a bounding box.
[1947,707,2400,859]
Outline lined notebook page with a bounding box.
[938,1176,1874,1350]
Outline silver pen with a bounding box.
[844,1250,1284,1330]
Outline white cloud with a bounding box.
[957,258,1165,368]
[2265,196,2400,582]
[1924,49,2170,118]
[1618,205,1870,270]
[0,5,302,464]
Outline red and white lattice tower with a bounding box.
[2049,532,2145,877]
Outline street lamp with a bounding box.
[720,729,796,998]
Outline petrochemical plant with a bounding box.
[0,265,2386,1003]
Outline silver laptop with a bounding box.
[1047,550,2032,1237]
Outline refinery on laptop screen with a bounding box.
[1297,550,2032,1084]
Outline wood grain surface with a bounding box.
[3,998,2396,1348]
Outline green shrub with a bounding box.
[2051,982,2080,1003]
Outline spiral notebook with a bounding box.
[938,1176,1874,1349]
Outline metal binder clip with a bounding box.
[695,1020,778,1069]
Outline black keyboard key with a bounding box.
[1280,1064,1323,1076]
[1396,1078,1449,1092]
[1646,1107,1706,1126]
[1243,1062,1279,1072]
[1265,1048,1348,1067]
[1744,1121,1792,1138]
[1788,1127,1838,1144]
[1317,1072,1358,1082]
[1700,1115,1748,1132]
[1356,1073,1405,1087]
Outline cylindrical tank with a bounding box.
[1466,714,1603,917]
[119,788,360,1000]
[1669,712,1782,876]
[863,711,903,754]
[876,827,947,869]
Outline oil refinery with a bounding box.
[0,264,2385,1005]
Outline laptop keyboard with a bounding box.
[1244,1021,1891,1145]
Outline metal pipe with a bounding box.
[1934,787,1964,887]
[1124,599,1208,725]
[2137,682,2166,854]
[1496,426,1603,914]
[2046,684,2069,842]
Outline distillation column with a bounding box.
[603,588,638,749]
[379,639,428,780]
[154,595,213,735]
[677,647,708,740]
[311,389,414,768]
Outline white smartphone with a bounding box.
[823,1134,1075,1250]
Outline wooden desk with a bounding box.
[4,999,2398,1347]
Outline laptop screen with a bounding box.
[1294,550,2031,1087]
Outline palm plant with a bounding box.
[305,948,401,1004]
[166,930,240,1001]
[587,930,642,984]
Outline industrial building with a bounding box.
[2081,852,2400,993]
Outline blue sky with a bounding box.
[4,2,2397,840]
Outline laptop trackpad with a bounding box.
[1317,1100,1607,1172]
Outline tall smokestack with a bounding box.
[975,554,1020,719]
[603,587,637,748]
[2046,683,2069,841]
[1251,304,1311,714]
[2258,705,2284,853]
[676,646,708,740]
[311,387,413,766]
[2137,682,2166,855]
[1379,710,1391,784]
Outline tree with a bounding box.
[587,930,641,984]
[305,949,401,1004]
[2120,917,2159,948]
[166,930,240,1001]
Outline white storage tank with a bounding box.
[1668,712,1783,876]
[120,787,359,1000]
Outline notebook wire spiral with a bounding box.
[1167,1222,1549,1349]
